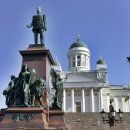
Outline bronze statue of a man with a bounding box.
[27,7,47,45]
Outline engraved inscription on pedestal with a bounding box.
[12,113,33,122]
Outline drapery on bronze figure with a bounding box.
[30,78,45,107]
[3,64,46,108]
[50,68,63,110]
[27,7,47,45]
[18,64,31,106]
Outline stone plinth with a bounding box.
[0,107,48,130]
[49,111,70,130]
[19,44,54,80]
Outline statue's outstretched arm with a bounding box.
[26,16,34,28]
[26,24,32,28]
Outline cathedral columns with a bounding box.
[122,97,125,112]
[71,89,75,112]
[90,88,94,112]
[82,88,85,112]
[99,88,103,111]
[106,92,110,112]
[75,55,77,67]
[128,97,130,112]
[63,89,66,111]
[114,97,118,112]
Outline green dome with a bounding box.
[69,37,88,50]
[54,60,61,66]
[69,41,87,50]
[97,58,106,64]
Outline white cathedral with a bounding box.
[52,36,130,113]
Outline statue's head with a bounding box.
[10,75,15,80]
[32,69,36,73]
[21,64,29,72]
[38,78,45,86]
[36,7,42,14]
[23,64,28,69]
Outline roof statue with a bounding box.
[77,33,80,41]
[27,7,47,46]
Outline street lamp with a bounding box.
[101,103,123,130]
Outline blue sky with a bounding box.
[1,0,130,108]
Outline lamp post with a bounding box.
[101,102,123,130]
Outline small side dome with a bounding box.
[69,35,88,50]
[54,60,61,66]
[53,59,62,72]
[97,58,106,64]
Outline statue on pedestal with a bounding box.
[27,7,47,45]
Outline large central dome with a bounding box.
[69,37,88,50]
[68,35,90,72]
[69,40,88,50]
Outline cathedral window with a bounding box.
[97,72,101,78]
[72,56,75,67]
[77,55,81,66]
[69,58,71,68]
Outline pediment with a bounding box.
[65,73,98,83]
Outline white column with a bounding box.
[99,88,103,111]
[71,89,75,112]
[82,89,85,112]
[129,97,130,112]
[63,89,66,112]
[90,88,94,112]
[114,97,118,112]
[125,99,128,112]
[126,98,129,112]
[75,55,77,67]
[88,56,90,70]
[122,97,125,112]
[81,54,83,66]
[106,93,110,112]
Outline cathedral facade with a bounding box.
[53,36,130,113]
